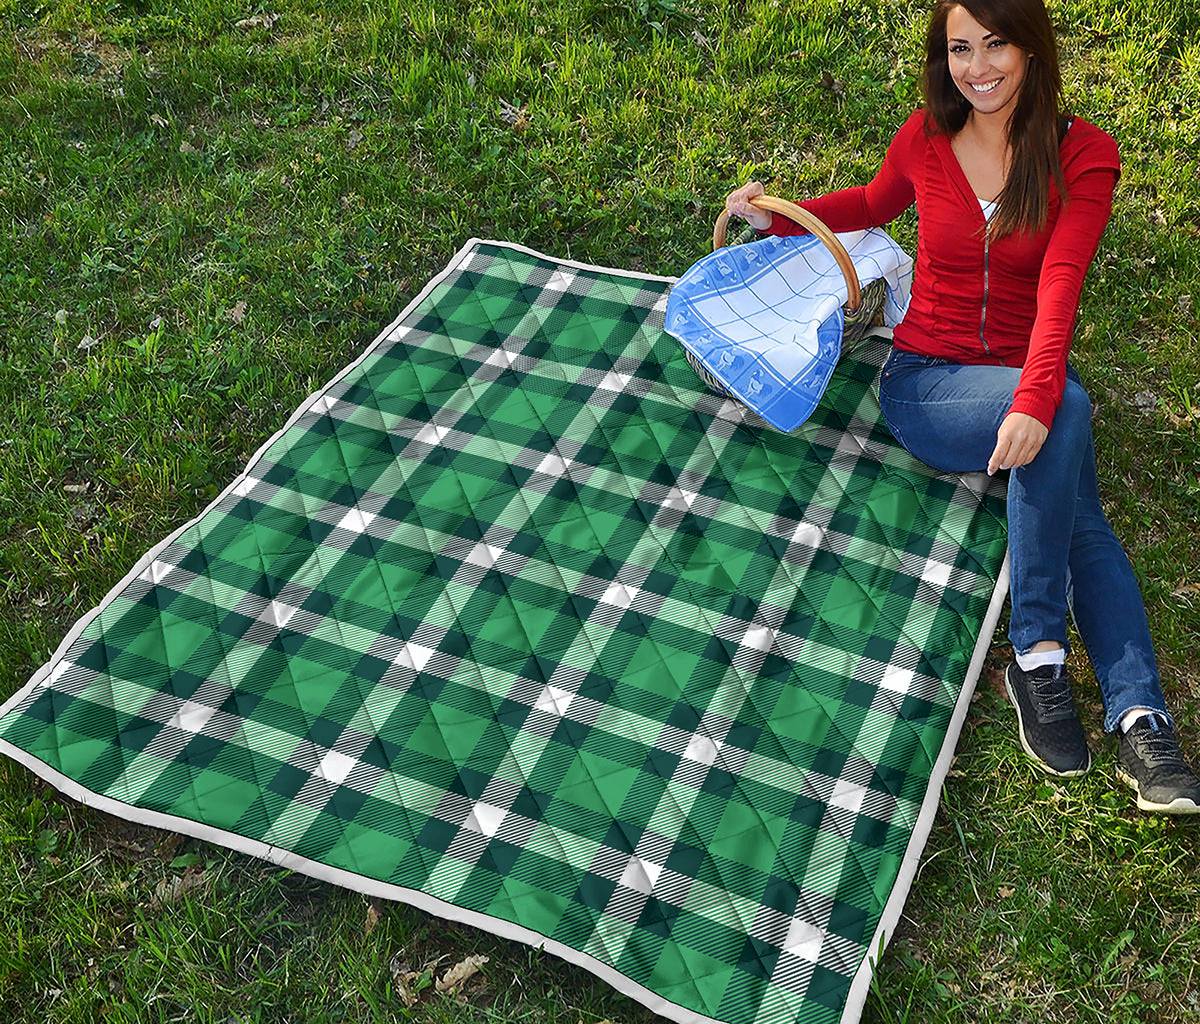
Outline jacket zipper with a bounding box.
[979,228,992,357]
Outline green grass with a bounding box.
[2,0,1199,1021]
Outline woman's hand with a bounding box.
[725,181,772,232]
[987,412,1049,475]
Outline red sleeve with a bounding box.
[766,111,922,236]
[1008,129,1121,427]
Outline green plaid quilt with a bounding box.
[0,241,1009,1024]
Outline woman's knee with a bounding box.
[1050,380,1092,441]
[1035,380,1093,464]
[1060,379,1092,420]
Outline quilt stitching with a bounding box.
[0,240,1008,1024]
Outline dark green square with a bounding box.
[325,785,369,822]
[415,815,459,853]
[268,763,309,800]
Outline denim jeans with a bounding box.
[878,348,1168,732]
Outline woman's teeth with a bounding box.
[971,80,1000,93]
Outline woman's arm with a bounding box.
[777,156,916,235]
[1008,164,1119,428]
[726,112,923,234]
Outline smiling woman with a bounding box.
[924,0,1065,238]
[725,0,1200,814]
[942,11,1030,202]
[946,11,1030,117]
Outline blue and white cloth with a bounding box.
[666,228,914,432]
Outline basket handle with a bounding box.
[713,195,861,312]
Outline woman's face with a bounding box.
[945,5,1030,120]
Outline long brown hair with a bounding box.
[923,0,1068,238]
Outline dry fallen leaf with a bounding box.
[236,12,279,30]
[77,333,100,350]
[227,300,248,324]
[364,896,383,935]
[63,483,88,494]
[150,113,168,128]
[388,953,424,1008]
[997,886,1016,899]
[393,974,420,1007]
[498,98,528,128]
[347,128,364,151]
[152,868,208,906]
[436,953,488,994]
[1132,390,1157,412]
[179,140,197,154]
[819,71,845,95]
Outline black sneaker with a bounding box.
[1116,716,1200,814]
[1004,662,1092,777]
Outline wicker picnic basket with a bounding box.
[683,195,887,399]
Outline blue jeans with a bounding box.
[878,349,1168,732]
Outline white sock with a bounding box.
[1015,648,1066,673]
[1120,709,1164,733]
